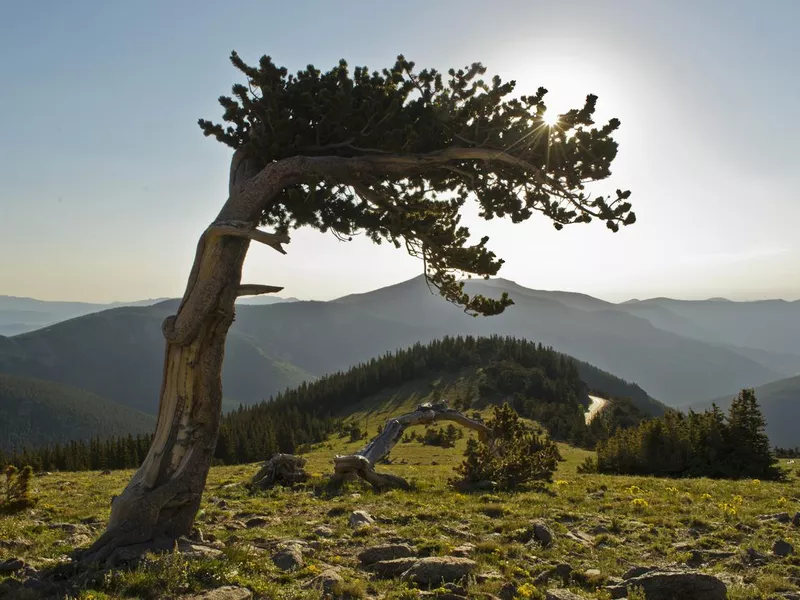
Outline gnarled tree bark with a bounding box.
[81,144,594,564]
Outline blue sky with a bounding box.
[1,0,798,302]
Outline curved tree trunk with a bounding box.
[82,152,285,564]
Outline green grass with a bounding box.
[1,400,799,599]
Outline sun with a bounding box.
[542,111,560,127]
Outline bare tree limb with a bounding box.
[209,221,291,255]
[236,284,284,297]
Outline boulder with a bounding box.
[773,539,794,557]
[528,520,554,547]
[271,546,304,571]
[606,570,726,600]
[349,510,375,528]
[179,587,253,600]
[313,525,334,538]
[546,590,587,600]
[358,543,415,565]
[306,569,343,595]
[367,557,419,578]
[402,557,477,585]
[244,516,270,528]
[0,558,25,574]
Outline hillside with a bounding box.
[331,276,786,405]
[686,374,800,447]
[9,336,665,471]
[0,304,313,416]
[0,374,155,451]
[1,421,798,599]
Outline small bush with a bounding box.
[1,465,36,513]
[577,456,598,473]
[452,403,560,491]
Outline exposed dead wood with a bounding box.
[332,402,490,491]
[236,284,284,297]
[251,454,308,489]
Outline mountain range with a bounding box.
[0,276,797,446]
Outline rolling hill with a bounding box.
[685,374,800,447]
[0,303,313,416]
[0,373,155,451]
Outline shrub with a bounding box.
[452,403,560,490]
[1,465,37,513]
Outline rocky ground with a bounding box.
[1,416,799,599]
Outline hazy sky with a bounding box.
[1,0,798,303]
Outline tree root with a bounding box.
[333,455,410,491]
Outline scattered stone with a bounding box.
[66,533,93,547]
[179,586,253,600]
[793,512,800,527]
[606,570,726,600]
[546,590,587,600]
[367,557,419,578]
[250,453,308,489]
[177,540,224,560]
[244,516,270,528]
[498,582,518,600]
[565,530,594,546]
[225,520,246,531]
[529,519,553,547]
[402,557,477,585]
[451,543,475,557]
[0,558,25,574]
[584,568,602,578]
[554,563,573,581]
[622,565,658,580]
[773,539,794,556]
[744,547,769,565]
[358,543,415,565]
[758,512,791,523]
[313,525,334,538]
[271,546,304,571]
[349,510,375,528]
[47,522,89,535]
[306,569,343,595]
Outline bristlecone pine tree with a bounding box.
[83,52,635,563]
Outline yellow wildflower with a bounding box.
[630,498,649,509]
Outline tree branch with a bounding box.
[208,221,291,254]
[236,284,284,297]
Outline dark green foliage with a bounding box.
[1,465,36,513]
[348,424,363,443]
[453,403,561,490]
[422,424,462,448]
[5,336,655,471]
[0,373,156,451]
[775,446,800,458]
[596,389,783,480]
[200,52,632,315]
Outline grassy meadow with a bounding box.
[1,396,799,599]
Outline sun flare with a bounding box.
[542,111,560,127]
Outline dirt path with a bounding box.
[585,395,609,424]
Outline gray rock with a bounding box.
[0,558,25,574]
[622,565,658,580]
[744,547,769,565]
[313,525,334,538]
[565,530,594,546]
[554,563,573,581]
[758,512,791,523]
[180,587,253,600]
[606,570,726,600]
[244,516,270,528]
[451,543,475,557]
[773,539,794,556]
[367,557,419,578]
[529,519,553,547]
[793,512,800,527]
[306,569,343,594]
[271,546,304,571]
[358,543,415,565]
[401,557,477,585]
[546,590,587,600]
[584,568,602,578]
[349,510,375,528]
